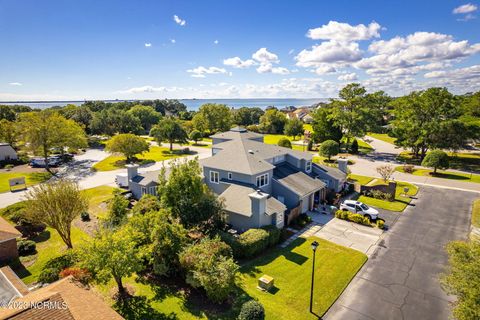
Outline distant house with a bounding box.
[280,106,297,113]
[0,217,22,263]
[201,127,346,231]
[285,108,313,123]
[0,267,123,320]
[125,165,166,199]
[0,144,17,162]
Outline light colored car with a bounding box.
[339,200,379,220]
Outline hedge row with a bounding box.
[335,210,371,226]
[220,225,281,259]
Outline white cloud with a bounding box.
[223,57,256,68]
[9,82,22,86]
[214,40,219,44]
[295,40,362,67]
[338,73,358,81]
[307,21,381,41]
[170,39,176,44]
[288,49,295,55]
[252,48,279,64]
[144,43,152,47]
[271,67,290,75]
[255,64,290,74]
[173,15,186,26]
[453,3,477,14]
[314,65,337,75]
[187,66,227,78]
[424,64,480,80]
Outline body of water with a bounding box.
[0,98,328,111]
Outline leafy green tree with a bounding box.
[80,226,144,297]
[284,118,304,140]
[189,130,203,144]
[277,138,292,149]
[105,191,129,227]
[158,158,224,231]
[105,134,149,162]
[127,105,162,133]
[363,90,392,130]
[258,109,287,134]
[131,194,161,216]
[460,91,480,117]
[25,180,88,249]
[442,240,480,320]
[179,237,238,303]
[233,107,264,126]
[319,140,339,161]
[70,105,93,132]
[145,99,187,116]
[0,105,16,121]
[311,107,343,143]
[150,118,188,151]
[192,104,232,133]
[0,119,18,148]
[421,150,449,174]
[90,109,143,135]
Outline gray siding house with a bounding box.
[0,144,17,162]
[201,127,347,231]
[126,164,166,199]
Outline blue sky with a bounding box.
[0,0,479,100]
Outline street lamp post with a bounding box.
[310,240,319,314]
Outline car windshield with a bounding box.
[360,204,369,210]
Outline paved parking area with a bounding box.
[324,186,478,320]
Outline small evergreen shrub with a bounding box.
[261,225,281,247]
[237,229,269,258]
[17,239,36,256]
[376,219,385,229]
[238,300,265,320]
[277,138,292,149]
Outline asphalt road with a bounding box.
[324,186,477,320]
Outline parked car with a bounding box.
[340,200,379,220]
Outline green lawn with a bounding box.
[100,237,366,320]
[397,151,480,172]
[348,174,374,186]
[472,199,480,228]
[264,134,296,145]
[367,132,397,144]
[395,166,480,184]
[82,185,118,219]
[93,146,188,171]
[0,171,51,193]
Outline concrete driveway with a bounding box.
[324,186,477,320]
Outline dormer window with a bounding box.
[256,173,269,187]
[305,160,312,173]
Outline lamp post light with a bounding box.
[310,240,319,314]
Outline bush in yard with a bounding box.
[277,138,292,149]
[80,212,90,222]
[376,219,385,229]
[59,267,91,284]
[347,213,365,224]
[38,251,78,283]
[261,225,281,247]
[319,140,339,161]
[362,216,371,226]
[246,124,259,132]
[369,190,393,201]
[105,191,129,227]
[131,194,161,215]
[238,300,265,320]
[421,150,449,174]
[237,229,270,258]
[17,239,36,256]
[350,139,359,154]
[403,164,415,174]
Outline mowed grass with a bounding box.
[99,237,366,320]
[367,132,397,144]
[348,174,374,186]
[0,172,51,193]
[397,151,480,172]
[472,199,480,228]
[395,166,480,184]
[82,185,118,219]
[93,146,187,171]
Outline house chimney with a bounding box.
[337,158,348,173]
[126,164,138,188]
[249,190,268,222]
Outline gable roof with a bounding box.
[313,163,347,180]
[273,163,326,197]
[209,126,263,141]
[130,167,171,187]
[0,276,123,320]
[0,217,21,242]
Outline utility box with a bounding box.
[258,275,274,291]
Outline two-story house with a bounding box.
[201,127,347,231]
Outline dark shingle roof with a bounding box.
[312,163,346,180]
[273,163,325,197]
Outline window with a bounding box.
[210,171,219,184]
[141,187,147,195]
[256,173,269,187]
[228,172,232,180]
[305,160,312,173]
[149,186,157,196]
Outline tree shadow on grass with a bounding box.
[429,172,470,181]
[113,294,179,320]
[32,229,51,243]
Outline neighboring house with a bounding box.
[286,108,313,123]
[0,144,17,162]
[0,217,21,263]
[0,267,123,320]
[280,106,297,113]
[201,127,346,231]
[302,114,314,123]
[126,165,167,200]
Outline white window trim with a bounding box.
[210,170,219,184]
[305,160,312,173]
[148,186,157,195]
[256,173,269,188]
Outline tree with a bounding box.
[127,105,162,133]
[319,140,339,161]
[25,180,87,249]
[442,240,480,320]
[258,109,287,134]
[131,194,161,216]
[70,105,93,132]
[376,165,394,182]
[150,118,188,151]
[421,150,449,174]
[284,118,304,140]
[179,237,238,303]
[189,130,203,144]
[105,190,129,227]
[158,158,224,231]
[233,107,264,126]
[79,226,143,297]
[105,134,149,162]
[90,108,143,135]
[311,107,343,143]
[277,138,292,149]
[350,139,359,154]
[18,111,87,173]
[145,99,187,116]
[192,104,232,133]
[0,119,18,148]
[0,105,16,121]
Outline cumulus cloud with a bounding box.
[424,64,480,80]
[314,65,337,75]
[9,82,22,86]
[307,21,381,41]
[173,15,186,26]
[453,3,477,14]
[144,43,152,47]
[295,40,362,67]
[223,57,256,68]
[252,48,279,64]
[338,73,358,81]
[187,66,227,78]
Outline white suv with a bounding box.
[339,200,379,220]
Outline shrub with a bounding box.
[307,140,314,151]
[38,251,78,283]
[277,138,292,149]
[369,190,393,201]
[81,212,90,221]
[261,225,281,247]
[17,239,36,256]
[403,164,415,174]
[4,164,14,170]
[362,216,371,226]
[237,229,269,258]
[131,194,161,215]
[319,140,339,161]
[376,219,385,229]
[59,267,91,284]
[350,139,359,154]
[246,124,259,132]
[238,300,265,320]
[336,210,349,220]
[347,213,365,224]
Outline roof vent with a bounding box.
[248,149,254,154]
